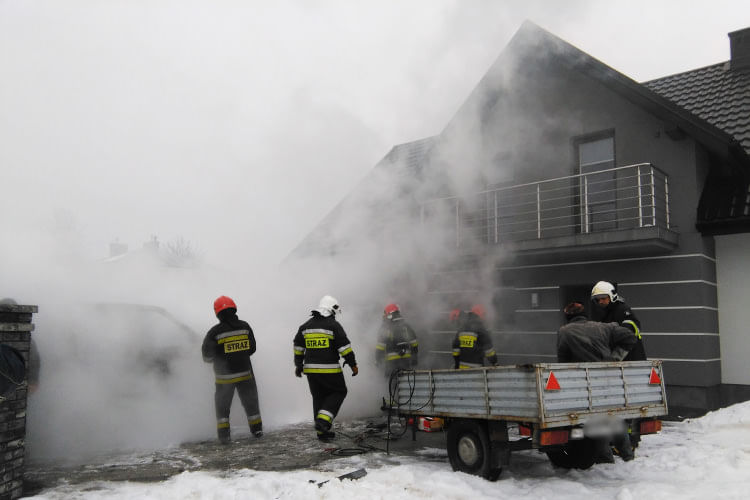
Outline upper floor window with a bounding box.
[576,133,616,232]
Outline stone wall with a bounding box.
[0,303,36,500]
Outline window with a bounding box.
[577,134,616,232]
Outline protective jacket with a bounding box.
[202,311,257,383]
[202,309,262,440]
[557,315,637,362]
[452,312,498,369]
[294,311,356,374]
[592,299,645,361]
[375,313,418,372]
[294,310,356,439]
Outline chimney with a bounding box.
[728,27,750,71]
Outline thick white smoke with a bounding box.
[3,0,746,464]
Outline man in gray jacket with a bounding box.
[556,302,637,463]
[557,302,636,363]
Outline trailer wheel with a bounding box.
[447,420,501,480]
[545,438,597,470]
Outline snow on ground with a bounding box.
[29,401,750,500]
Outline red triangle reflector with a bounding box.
[649,368,662,385]
[545,372,561,391]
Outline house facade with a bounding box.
[293,22,750,415]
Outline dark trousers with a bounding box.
[214,377,262,436]
[306,372,347,429]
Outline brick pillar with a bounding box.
[0,303,36,500]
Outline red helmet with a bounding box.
[470,304,486,319]
[384,303,400,318]
[214,295,237,315]
[449,308,462,322]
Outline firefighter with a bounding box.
[557,301,637,463]
[590,281,645,361]
[452,304,498,369]
[202,296,263,444]
[374,303,419,377]
[591,281,645,461]
[294,295,358,441]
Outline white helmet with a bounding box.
[316,295,341,317]
[591,281,617,301]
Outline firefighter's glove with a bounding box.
[351,365,359,376]
[295,366,303,378]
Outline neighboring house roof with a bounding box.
[286,136,436,259]
[382,136,436,177]
[644,62,750,156]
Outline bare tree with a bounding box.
[161,236,203,268]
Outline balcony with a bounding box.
[420,163,678,260]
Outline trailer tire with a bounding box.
[545,438,597,470]
[447,420,501,480]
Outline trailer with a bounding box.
[389,360,668,479]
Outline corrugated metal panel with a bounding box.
[394,361,667,426]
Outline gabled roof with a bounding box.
[441,21,750,236]
[286,136,436,259]
[644,62,750,156]
[642,41,750,234]
[444,21,750,166]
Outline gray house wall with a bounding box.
[421,47,723,414]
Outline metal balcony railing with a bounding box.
[420,163,671,248]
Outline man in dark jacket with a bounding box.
[590,281,646,361]
[375,303,419,377]
[557,302,637,363]
[202,295,262,444]
[294,295,358,441]
[557,302,636,463]
[452,305,498,369]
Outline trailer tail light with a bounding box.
[640,420,662,435]
[418,417,444,432]
[539,430,569,446]
[519,424,532,437]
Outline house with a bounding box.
[292,22,750,415]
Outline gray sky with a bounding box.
[2,0,749,267]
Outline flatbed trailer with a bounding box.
[389,360,668,479]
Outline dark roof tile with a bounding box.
[644,63,750,154]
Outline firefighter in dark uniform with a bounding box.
[375,303,419,377]
[591,281,645,361]
[452,304,498,369]
[202,296,263,444]
[294,295,358,441]
[591,281,645,461]
[557,302,636,463]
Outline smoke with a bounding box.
[3,0,747,464]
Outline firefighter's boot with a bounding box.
[217,427,231,445]
[315,418,335,441]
